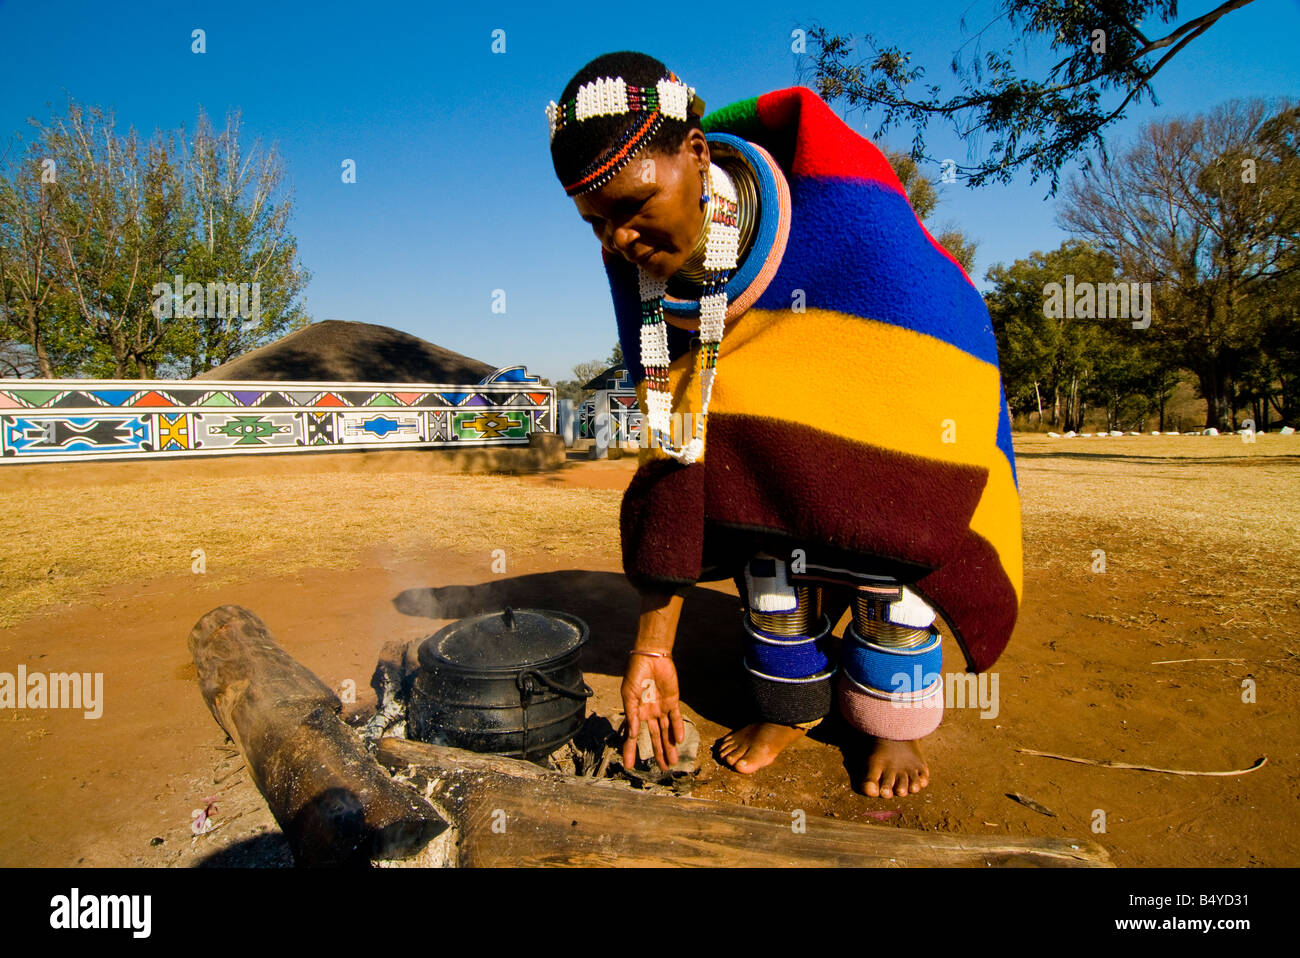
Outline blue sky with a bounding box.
[2,0,1296,382]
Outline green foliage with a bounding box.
[985,239,1176,430]
[802,1,1258,193]
[1060,98,1300,428]
[0,98,312,379]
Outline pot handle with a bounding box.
[517,669,594,700]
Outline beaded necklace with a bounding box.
[638,162,740,465]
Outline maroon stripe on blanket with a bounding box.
[912,530,1019,673]
[619,412,989,593]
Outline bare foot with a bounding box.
[855,737,930,798]
[717,723,806,774]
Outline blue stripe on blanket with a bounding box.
[752,177,1000,367]
[996,386,1018,487]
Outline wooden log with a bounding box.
[376,737,1112,868]
[188,605,449,867]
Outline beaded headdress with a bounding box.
[546,74,705,196]
[547,70,737,465]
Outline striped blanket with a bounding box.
[600,87,1022,671]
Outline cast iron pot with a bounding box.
[407,606,592,761]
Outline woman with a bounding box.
[546,52,1022,798]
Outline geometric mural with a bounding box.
[0,366,555,463]
[578,364,641,446]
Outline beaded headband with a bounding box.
[546,74,706,196]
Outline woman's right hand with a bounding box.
[620,652,686,772]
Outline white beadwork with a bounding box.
[709,162,738,203]
[703,230,739,271]
[646,388,672,422]
[657,78,692,120]
[635,162,740,464]
[546,75,693,143]
[679,436,704,464]
[640,322,670,368]
[703,165,740,270]
[698,292,726,340]
[638,270,667,302]
[574,77,628,120]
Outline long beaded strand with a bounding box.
[637,163,739,465]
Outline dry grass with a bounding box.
[1015,433,1300,633]
[0,472,621,628]
[2,434,1298,633]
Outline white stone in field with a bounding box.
[1127,431,1140,435]
[1166,430,1179,435]
[1150,431,1161,435]
[1281,426,1296,435]
[1079,432,1092,437]
[1110,430,1124,437]
[1203,427,1219,436]
[1047,432,1061,438]
[1064,431,1077,437]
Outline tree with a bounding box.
[31,102,193,378]
[985,239,1171,431]
[173,109,311,376]
[0,98,312,379]
[0,137,92,376]
[571,359,607,389]
[1059,99,1300,429]
[801,0,1260,193]
[885,149,979,274]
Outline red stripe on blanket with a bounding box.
[755,88,904,190]
[753,87,973,280]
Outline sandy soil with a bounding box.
[0,436,1297,867]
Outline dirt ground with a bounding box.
[1,434,1297,867]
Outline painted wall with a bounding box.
[0,372,555,464]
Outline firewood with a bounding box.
[188,605,448,867]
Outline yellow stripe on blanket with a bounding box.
[968,453,1024,602]
[636,306,1003,469]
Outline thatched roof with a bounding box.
[194,320,497,384]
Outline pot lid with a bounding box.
[418,606,588,671]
